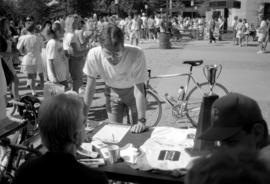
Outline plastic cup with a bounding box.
[107,145,120,164]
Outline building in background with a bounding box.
[206,0,270,30]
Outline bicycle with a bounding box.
[143,60,229,128]
[0,95,42,184]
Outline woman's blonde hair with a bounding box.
[64,15,77,33]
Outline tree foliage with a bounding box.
[0,0,209,22]
[16,0,49,23]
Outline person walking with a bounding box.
[209,16,216,44]
[0,17,19,101]
[17,23,42,96]
[257,16,268,54]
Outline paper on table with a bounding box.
[92,123,130,144]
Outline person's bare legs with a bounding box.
[28,73,36,96]
[38,73,44,89]
[11,76,19,100]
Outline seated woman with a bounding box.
[12,93,108,184]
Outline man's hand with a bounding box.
[130,122,146,133]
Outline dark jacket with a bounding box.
[12,152,108,184]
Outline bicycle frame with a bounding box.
[146,66,206,103]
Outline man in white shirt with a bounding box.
[257,16,268,54]
[83,24,147,133]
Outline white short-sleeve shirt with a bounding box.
[83,45,147,89]
[46,39,68,82]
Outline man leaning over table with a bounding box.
[83,23,147,134]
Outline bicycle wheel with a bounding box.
[145,90,162,127]
[185,82,229,127]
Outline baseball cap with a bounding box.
[199,93,264,141]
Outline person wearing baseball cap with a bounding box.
[199,92,269,150]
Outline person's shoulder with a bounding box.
[86,46,102,60]
[14,155,44,178]
[47,39,56,45]
[89,46,102,55]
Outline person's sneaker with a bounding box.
[257,50,265,54]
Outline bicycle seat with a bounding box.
[183,60,203,66]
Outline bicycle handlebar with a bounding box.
[0,120,27,140]
[0,138,42,156]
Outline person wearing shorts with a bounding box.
[83,24,147,133]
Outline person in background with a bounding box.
[17,23,42,96]
[257,15,268,54]
[40,20,52,82]
[262,18,270,51]
[75,19,87,45]
[83,24,147,133]
[130,13,142,46]
[34,26,45,88]
[243,19,250,46]
[232,16,238,45]
[249,23,257,41]
[21,16,34,35]
[209,16,216,44]
[12,93,108,184]
[63,14,89,92]
[148,15,156,40]
[45,22,69,89]
[236,19,244,47]
[0,17,19,101]
[218,16,224,41]
[185,147,270,184]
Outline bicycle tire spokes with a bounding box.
[145,91,162,127]
[185,82,228,127]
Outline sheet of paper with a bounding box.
[92,123,130,144]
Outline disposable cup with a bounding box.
[107,145,120,164]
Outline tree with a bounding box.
[17,0,49,23]
[0,0,19,20]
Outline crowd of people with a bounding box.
[231,15,270,53]
[0,11,270,184]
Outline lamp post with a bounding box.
[194,5,197,18]
[145,4,148,16]
[115,0,119,16]
[191,0,194,19]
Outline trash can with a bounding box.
[197,29,204,40]
[159,32,171,49]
